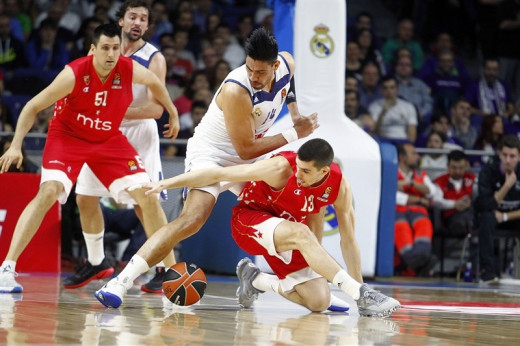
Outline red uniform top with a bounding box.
[434,172,475,218]
[236,151,343,223]
[49,55,134,143]
[397,169,429,214]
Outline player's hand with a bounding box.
[0,147,23,173]
[163,107,180,141]
[293,112,319,138]
[128,182,164,195]
[504,170,517,189]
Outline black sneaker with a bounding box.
[141,267,166,293]
[63,258,115,289]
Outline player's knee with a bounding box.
[37,181,62,203]
[305,292,330,312]
[76,194,98,211]
[291,224,317,248]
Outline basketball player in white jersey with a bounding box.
[64,0,176,291]
[95,27,322,309]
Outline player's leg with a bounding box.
[62,193,115,288]
[280,277,330,312]
[94,189,216,308]
[0,181,63,293]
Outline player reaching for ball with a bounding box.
[93,27,320,309]
[136,138,401,316]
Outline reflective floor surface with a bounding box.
[1,274,520,345]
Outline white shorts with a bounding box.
[184,135,266,199]
[76,119,167,203]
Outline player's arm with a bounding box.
[138,155,292,194]
[132,60,179,140]
[0,67,75,173]
[306,207,326,242]
[333,177,363,283]
[219,82,318,160]
[125,52,166,120]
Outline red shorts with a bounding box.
[231,205,309,279]
[42,130,146,188]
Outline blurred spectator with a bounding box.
[149,0,173,47]
[433,150,475,236]
[173,9,202,59]
[450,98,478,150]
[208,59,231,93]
[420,130,448,180]
[381,18,424,72]
[202,12,221,47]
[70,16,103,60]
[1,135,39,173]
[254,6,273,32]
[345,75,359,91]
[417,112,463,149]
[344,89,373,131]
[0,13,28,73]
[505,97,520,136]
[26,18,69,73]
[356,28,386,77]
[474,135,520,283]
[345,41,363,81]
[3,0,32,41]
[424,49,469,115]
[236,14,253,47]
[358,62,382,109]
[33,0,82,43]
[394,54,433,124]
[0,97,13,132]
[465,58,514,119]
[472,114,504,166]
[178,99,208,139]
[497,0,520,100]
[418,32,470,83]
[197,45,220,72]
[192,0,217,34]
[24,104,52,151]
[395,142,437,277]
[347,11,380,49]
[215,23,245,69]
[172,29,196,68]
[369,76,418,143]
[173,70,211,115]
[162,45,194,88]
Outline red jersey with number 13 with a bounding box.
[49,54,134,143]
[237,151,342,223]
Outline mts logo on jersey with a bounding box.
[76,91,112,130]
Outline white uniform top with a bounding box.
[189,54,291,163]
[76,42,166,203]
[184,54,292,197]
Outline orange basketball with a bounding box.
[162,262,207,306]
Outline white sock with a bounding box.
[156,261,165,268]
[84,230,105,266]
[117,255,150,288]
[332,270,361,300]
[1,260,16,272]
[252,272,280,293]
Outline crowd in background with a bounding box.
[1,0,520,280]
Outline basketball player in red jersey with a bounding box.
[138,138,400,317]
[0,23,179,294]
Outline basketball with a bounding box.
[162,262,207,306]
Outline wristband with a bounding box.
[282,128,298,143]
[503,213,508,222]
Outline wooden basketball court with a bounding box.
[1,273,520,345]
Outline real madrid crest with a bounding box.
[310,24,334,58]
[252,106,262,117]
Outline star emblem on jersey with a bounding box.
[294,189,302,195]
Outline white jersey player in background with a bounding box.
[63,0,177,292]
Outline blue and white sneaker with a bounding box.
[94,278,129,308]
[0,265,23,293]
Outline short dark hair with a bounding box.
[297,138,334,169]
[245,27,278,64]
[380,75,397,86]
[498,134,520,152]
[448,150,467,163]
[116,0,153,25]
[93,23,121,45]
[430,111,449,125]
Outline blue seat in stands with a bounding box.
[1,94,32,125]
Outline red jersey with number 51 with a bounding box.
[49,54,134,143]
[237,151,342,224]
